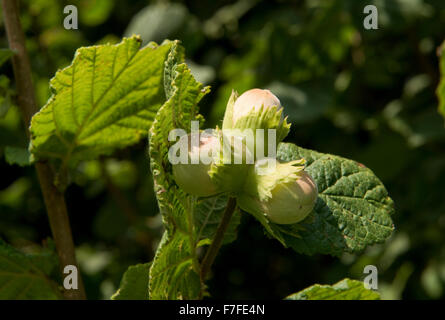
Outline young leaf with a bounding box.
[437,40,445,120]
[0,239,62,299]
[148,43,206,300]
[194,195,241,246]
[249,142,394,256]
[111,263,151,300]
[285,278,380,300]
[148,43,240,299]
[29,36,174,171]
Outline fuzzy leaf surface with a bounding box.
[30,36,173,169]
[111,263,151,300]
[251,142,395,256]
[148,44,240,299]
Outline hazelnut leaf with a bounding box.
[272,142,395,256]
[148,44,240,299]
[148,43,206,300]
[111,263,151,300]
[285,278,380,300]
[29,36,173,171]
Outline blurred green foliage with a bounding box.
[1,0,445,299]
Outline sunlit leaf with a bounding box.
[148,43,240,300]
[111,263,151,300]
[30,36,174,172]
[246,142,395,256]
[285,278,380,300]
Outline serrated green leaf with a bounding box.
[4,146,31,167]
[149,231,202,300]
[111,263,150,300]
[148,43,206,300]
[254,142,395,256]
[148,44,240,299]
[0,239,62,300]
[0,49,14,67]
[29,36,174,171]
[194,195,241,245]
[437,40,445,120]
[285,278,380,300]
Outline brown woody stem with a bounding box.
[1,0,86,299]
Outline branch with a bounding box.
[1,0,86,299]
[200,197,237,281]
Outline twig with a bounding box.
[35,163,86,299]
[1,0,86,299]
[200,197,237,281]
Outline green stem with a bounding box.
[200,197,237,281]
[1,0,86,300]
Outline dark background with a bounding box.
[1,0,445,299]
